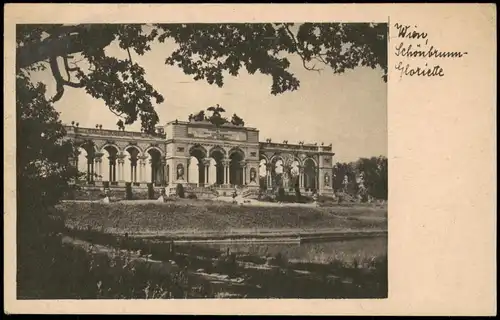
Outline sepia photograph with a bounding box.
[16,21,388,300]
[5,3,498,316]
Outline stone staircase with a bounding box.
[239,187,261,199]
[184,184,219,199]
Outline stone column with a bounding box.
[225,165,229,185]
[203,158,211,185]
[98,159,103,182]
[117,158,125,183]
[266,163,273,189]
[161,159,167,186]
[240,160,247,186]
[109,158,116,182]
[186,158,190,185]
[87,158,94,183]
[222,159,230,186]
[148,159,153,184]
[139,158,147,184]
[315,168,319,191]
[299,166,305,188]
[94,157,102,182]
[283,165,290,189]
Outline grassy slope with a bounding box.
[58,199,387,234]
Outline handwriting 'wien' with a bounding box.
[394,23,428,39]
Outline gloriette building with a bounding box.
[66,117,335,198]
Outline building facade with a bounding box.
[66,119,335,197]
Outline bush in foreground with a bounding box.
[17,233,192,299]
[176,184,185,198]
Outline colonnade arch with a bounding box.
[303,158,318,191]
[258,155,318,192]
[123,146,141,183]
[71,137,323,192]
[188,145,207,185]
[186,145,246,187]
[259,156,268,189]
[229,148,245,186]
[101,144,120,183]
[76,140,97,183]
[209,147,226,186]
[287,159,300,190]
[74,140,166,185]
[145,147,164,186]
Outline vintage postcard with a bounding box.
[3,3,496,316]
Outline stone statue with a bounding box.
[192,110,206,122]
[324,173,330,187]
[102,188,110,203]
[249,168,257,183]
[176,164,185,181]
[342,175,349,192]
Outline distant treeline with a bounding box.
[333,156,388,201]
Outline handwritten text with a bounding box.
[393,23,467,80]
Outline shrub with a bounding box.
[187,193,197,199]
[294,184,301,202]
[260,195,275,202]
[147,183,155,199]
[277,187,285,201]
[125,183,133,200]
[17,233,193,299]
[176,184,185,198]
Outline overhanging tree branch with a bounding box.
[283,25,323,73]
[16,25,113,71]
[49,56,84,103]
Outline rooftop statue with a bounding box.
[188,105,246,128]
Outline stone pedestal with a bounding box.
[319,187,335,199]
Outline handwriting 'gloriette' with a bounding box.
[393,23,468,79]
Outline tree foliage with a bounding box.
[333,156,388,200]
[354,156,388,200]
[17,23,387,133]
[17,70,79,234]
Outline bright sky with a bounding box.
[32,32,387,163]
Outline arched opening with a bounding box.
[259,158,268,189]
[289,160,300,190]
[189,145,207,186]
[78,141,96,183]
[102,145,119,183]
[76,141,96,184]
[210,148,225,186]
[208,158,217,185]
[77,147,89,183]
[147,148,163,186]
[124,146,141,183]
[188,156,200,184]
[229,149,245,186]
[271,157,284,189]
[304,158,317,191]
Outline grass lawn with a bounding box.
[57,199,387,235]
